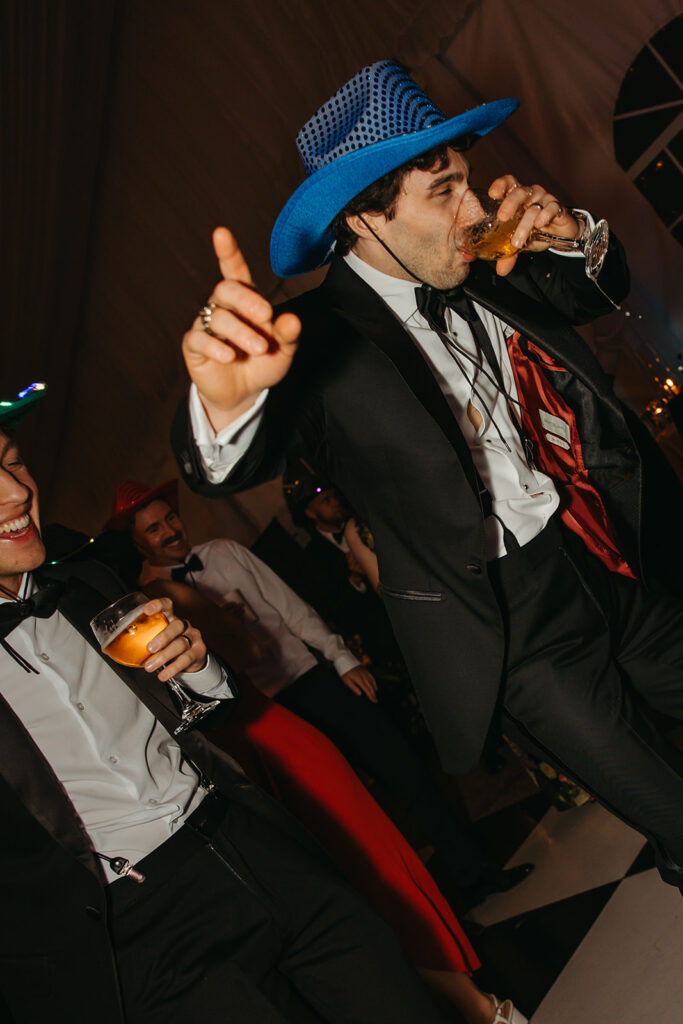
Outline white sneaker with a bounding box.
[489,995,528,1024]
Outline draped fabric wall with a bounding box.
[1,0,123,509]
[3,0,682,546]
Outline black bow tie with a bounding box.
[416,282,508,394]
[0,581,65,640]
[415,283,479,333]
[416,281,537,481]
[170,553,203,583]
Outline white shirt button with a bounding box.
[76,702,85,711]
[147,798,158,806]
[39,653,50,662]
[108,755,119,765]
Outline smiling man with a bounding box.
[0,386,461,1024]
[0,388,47,586]
[172,59,683,901]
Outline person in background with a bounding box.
[283,460,397,664]
[105,477,533,911]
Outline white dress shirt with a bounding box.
[0,574,234,882]
[343,250,560,558]
[140,538,360,696]
[188,233,603,557]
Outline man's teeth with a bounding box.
[0,514,30,535]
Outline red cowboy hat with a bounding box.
[104,479,178,531]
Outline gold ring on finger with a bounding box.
[199,301,217,336]
[179,634,192,649]
[529,202,544,210]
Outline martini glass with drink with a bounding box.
[90,591,221,735]
[454,187,619,308]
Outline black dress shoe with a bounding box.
[460,862,535,911]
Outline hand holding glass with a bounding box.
[454,187,617,307]
[90,591,221,735]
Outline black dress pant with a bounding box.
[492,518,683,887]
[277,663,485,887]
[108,793,447,1023]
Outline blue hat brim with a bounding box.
[271,97,519,278]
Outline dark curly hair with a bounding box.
[331,135,475,256]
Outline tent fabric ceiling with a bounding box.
[3,0,482,543]
[4,0,681,549]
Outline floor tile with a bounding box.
[470,791,551,867]
[530,869,683,1023]
[624,842,657,877]
[472,882,619,1018]
[468,801,646,927]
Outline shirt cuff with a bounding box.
[188,384,269,483]
[333,651,362,678]
[178,653,235,699]
[549,208,595,259]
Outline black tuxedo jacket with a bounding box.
[173,243,634,775]
[0,560,312,1024]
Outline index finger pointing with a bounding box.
[212,226,254,286]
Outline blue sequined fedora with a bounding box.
[270,60,518,277]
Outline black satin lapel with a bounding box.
[463,265,620,410]
[322,261,480,495]
[51,572,182,732]
[38,564,181,731]
[0,691,102,876]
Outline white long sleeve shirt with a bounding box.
[140,538,360,696]
[0,574,234,882]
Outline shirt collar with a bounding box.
[139,546,201,585]
[344,250,423,326]
[0,573,34,604]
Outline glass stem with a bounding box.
[530,229,583,251]
[166,676,197,716]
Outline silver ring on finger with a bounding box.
[199,300,217,336]
[529,202,544,210]
[179,634,192,650]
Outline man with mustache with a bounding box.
[0,384,458,1023]
[108,478,530,910]
[172,60,683,893]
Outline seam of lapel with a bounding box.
[337,304,481,489]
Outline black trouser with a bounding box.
[492,518,683,888]
[277,663,485,887]
[108,793,447,1024]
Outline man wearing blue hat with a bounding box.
[173,61,683,894]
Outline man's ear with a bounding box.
[346,211,385,239]
[304,504,316,522]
